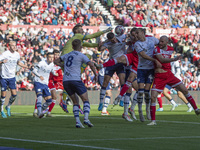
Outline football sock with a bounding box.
[48,100,56,113]
[157,95,163,108]
[37,95,43,115]
[73,105,80,123]
[185,93,198,110]
[124,93,131,115]
[0,96,5,111]
[83,101,90,120]
[7,95,17,108]
[102,96,110,113]
[100,87,106,104]
[119,80,132,97]
[150,103,156,121]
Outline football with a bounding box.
[115,25,125,36]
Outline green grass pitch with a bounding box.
[0,105,200,150]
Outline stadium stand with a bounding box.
[0,0,199,91]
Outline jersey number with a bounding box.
[66,56,74,67]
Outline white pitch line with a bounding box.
[53,136,200,142]
[0,137,120,150]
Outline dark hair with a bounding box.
[130,27,137,34]
[72,25,82,34]
[47,52,54,56]
[72,39,81,50]
[53,50,60,54]
[107,32,114,39]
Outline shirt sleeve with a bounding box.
[152,37,159,45]
[0,52,6,61]
[82,54,90,64]
[60,54,66,61]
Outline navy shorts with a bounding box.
[165,84,172,90]
[34,82,51,97]
[63,80,87,96]
[98,75,111,90]
[0,77,16,91]
[105,63,125,77]
[137,69,154,84]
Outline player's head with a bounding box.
[159,36,169,49]
[72,39,82,51]
[72,24,83,34]
[47,52,54,63]
[53,50,60,60]
[107,32,117,43]
[9,41,16,52]
[135,28,145,41]
[130,28,137,41]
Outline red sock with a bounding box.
[120,80,132,96]
[157,97,163,108]
[103,59,116,67]
[48,100,56,112]
[186,93,198,110]
[168,91,171,94]
[35,99,37,109]
[150,104,156,121]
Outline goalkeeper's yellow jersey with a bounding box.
[61,31,104,56]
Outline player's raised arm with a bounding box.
[17,60,28,68]
[83,27,112,40]
[82,42,98,48]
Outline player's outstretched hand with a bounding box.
[155,60,162,68]
[174,55,182,61]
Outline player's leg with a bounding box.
[0,90,7,118]
[144,69,154,120]
[59,90,70,113]
[95,55,127,69]
[98,72,111,111]
[33,98,38,117]
[117,72,126,107]
[147,90,159,125]
[122,87,133,122]
[46,89,57,117]
[6,77,17,117]
[177,91,193,112]
[156,93,163,111]
[175,83,200,115]
[101,89,111,115]
[163,87,178,111]
[77,81,93,127]
[129,79,138,120]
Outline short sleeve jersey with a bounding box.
[103,35,126,59]
[135,37,159,69]
[34,60,54,85]
[154,45,174,71]
[61,51,90,81]
[0,50,20,78]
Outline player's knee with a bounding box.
[52,95,57,100]
[151,95,157,103]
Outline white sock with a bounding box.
[37,96,43,115]
[187,103,192,108]
[83,101,90,120]
[0,96,5,111]
[73,105,80,123]
[102,96,110,112]
[170,99,176,105]
[34,109,37,113]
[7,95,17,108]
[131,92,138,110]
[124,93,131,115]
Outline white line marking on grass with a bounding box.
[53,136,200,142]
[0,137,120,150]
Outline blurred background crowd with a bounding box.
[0,0,199,91]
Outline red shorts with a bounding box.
[124,52,138,74]
[151,71,182,92]
[48,81,56,91]
[54,81,64,90]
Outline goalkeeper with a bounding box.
[60,25,112,112]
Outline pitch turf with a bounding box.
[0,105,200,150]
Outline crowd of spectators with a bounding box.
[0,0,200,91]
[0,0,112,26]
